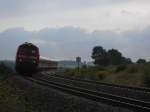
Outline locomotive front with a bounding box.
[15,42,39,74]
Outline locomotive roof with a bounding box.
[19,42,38,48]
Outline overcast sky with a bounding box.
[1,0,150,32]
[0,0,150,61]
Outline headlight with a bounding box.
[33,60,36,63]
[19,58,22,62]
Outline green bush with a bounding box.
[115,65,127,73]
[65,69,76,76]
[143,64,150,87]
[64,67,113,81]
[0,81,32,112]
[95,70,110,80]
[127,66,138,73]
[0,63,12,80]
[0,63,12,74]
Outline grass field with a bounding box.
[0,63,33,112]
[0,80,32,112]
[65,63,150,88]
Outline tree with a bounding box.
[91,46,108,66]
[91,46,133,66]
[107,49,122,65]
[122,57,132,64]
[136,59,146,64]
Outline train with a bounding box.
[15,42,57,75]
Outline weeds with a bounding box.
[115,65,127,73]
[65,64,148,87]
[143,64,150,87]
[127,66,138,73]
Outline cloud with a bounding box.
[0,26,150,61]
[30,39,47,46]
[1,0,150,61]
[1,0,150,32]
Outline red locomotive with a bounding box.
[15,42,57,75]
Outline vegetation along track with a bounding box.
[41,71,150,102]
[25,74,150,112]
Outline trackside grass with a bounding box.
[0,80,33,112]
[65,63,150,88]
[0,63,33,112]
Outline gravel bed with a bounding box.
[42,72,150,102]
[7,75,133,112]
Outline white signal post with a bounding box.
[76,57,81,72]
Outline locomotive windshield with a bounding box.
[19,47,37,56]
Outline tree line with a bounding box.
[91,46,146,66]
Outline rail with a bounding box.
[26,76,150,112]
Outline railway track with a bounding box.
[40,71,150,103]
[45,71,150,93]
[25,74,150,112]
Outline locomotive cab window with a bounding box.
[19,47,37,55]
